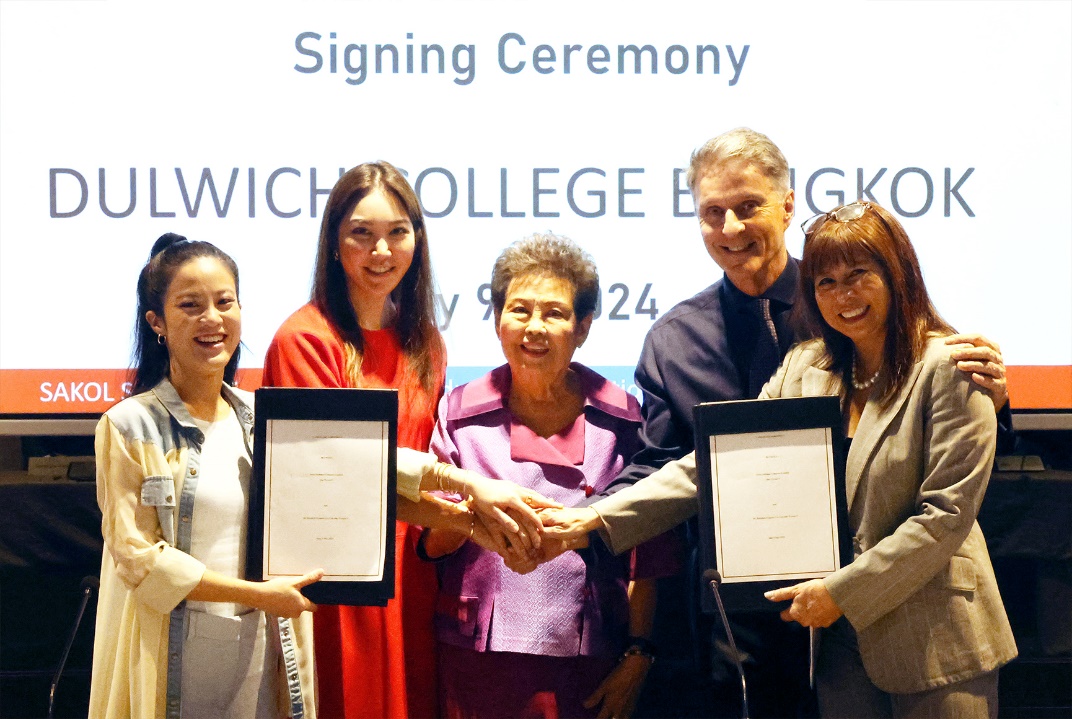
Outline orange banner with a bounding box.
[1005,366,1072,410]
[0,369,263,414]
[0,366,1068,414]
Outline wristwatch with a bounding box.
[621,636,656,663]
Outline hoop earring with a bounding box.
[157,334,166,345]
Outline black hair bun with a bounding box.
[150,232,188,259]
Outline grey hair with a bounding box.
[686,127,790,195]
[490,233,600,322]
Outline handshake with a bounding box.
[421,470,607,574]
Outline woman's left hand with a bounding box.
[583,653,651,719]
[765,579,843,628]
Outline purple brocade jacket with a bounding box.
[429,363,644,658]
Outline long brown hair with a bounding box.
[311,162,441,392]
[798,202,953,407]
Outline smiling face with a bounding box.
[337,187,416,327]
[496,274,592,383]
[813,258,891,360]
[146,256,241,382]
[694,158,794,296]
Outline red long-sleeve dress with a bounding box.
[263,303,444,719]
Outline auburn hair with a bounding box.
[798,202,953,407]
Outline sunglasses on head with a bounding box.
[800,201,872,237]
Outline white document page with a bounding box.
[264,419,388,581]
[709,427,840,583]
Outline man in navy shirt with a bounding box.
[617,127,813,718]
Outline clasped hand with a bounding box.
[456,495,605,574]
[459,472,565,562]
[489,506,600,574]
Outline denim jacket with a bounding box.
[89,379,316,719]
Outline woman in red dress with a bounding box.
[263,162,450,718]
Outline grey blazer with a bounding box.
[594,337,1017,693]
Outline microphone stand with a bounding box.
[703,569,749,719]
[48,576,99,719]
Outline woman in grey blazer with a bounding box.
[762,201,1017,717]
[540,201,1017,717]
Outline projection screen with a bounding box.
[1,0,1069,425]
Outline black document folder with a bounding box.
[693,396,851,612]
[249,387,398,606]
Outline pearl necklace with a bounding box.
[852,357,881,391]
